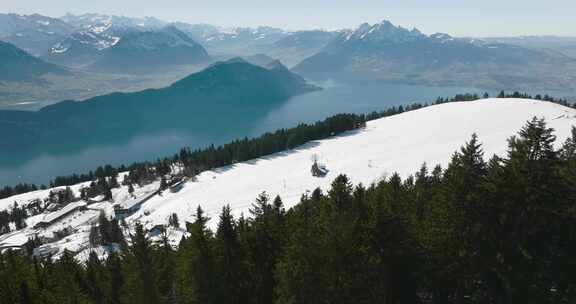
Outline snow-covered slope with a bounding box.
[1,99,575,258]
[133,99,576,228]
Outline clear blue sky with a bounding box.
[3,0,575,37]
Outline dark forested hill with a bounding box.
[0,40,68,82]
[0,59,318,152]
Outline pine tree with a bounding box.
[105,253,124,304]
[123,223,159,304]
[89,223,102,247]
[53,250,87,303]
[104,185,113,201]
[159,177,167,191]
[246,192,286,304]
[275,193,325,304]
[429,134,487,301]
[109,175,120,189]
[560,127,576,160]
[156,235,178,304]
[168,213,180,228]
[85,251,105,304]
[491,118,563,302]
[110,219,124,244]
[180,206,216,304]
[19,281,32,304]
[98,212,112,244]
[128,183,135,196]
[214,205,246,304]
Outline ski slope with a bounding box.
[1,98,576,256]
[131,98,576,229]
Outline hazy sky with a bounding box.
[3,0,575,37]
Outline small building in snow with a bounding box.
[34,201,88,229]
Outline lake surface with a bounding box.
[1,82,574,186]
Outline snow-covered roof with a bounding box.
[114,181,159,210]
[40,201,87,224]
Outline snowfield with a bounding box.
[133,98,576,229]
[1,98,575,257]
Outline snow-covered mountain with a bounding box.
[0,12,334,70]
[175,23,290,52]
[43,13,165,67]
[175,23,338,67]
[0,13,75,56]
[42,28,122,67]
[1,98,575,259]
[88,26,211,72]
[294,20,576,90]
[60,13,167,33]
[43,18,210,70]
[331,20,426,46]
[266,30,339,67]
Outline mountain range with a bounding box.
[0,13,338,69]
[294,20,576,89]
[483,36,576,59]
[60,13,166,32]
[177,23,289,51]
[0,13,74,56]
[43,13,172,68]
[1,13,576,108]
[87,26,211,73]
[165,23,335,67]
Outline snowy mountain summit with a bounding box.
[338,20,425,45]
[1,98,575,259]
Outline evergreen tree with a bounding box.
[105,253,124,304]
[168,213,180,228]
[156,235,178,304]
[84,251,105,304]
[53,250,87,303]
[128,183,135,196]
[123,223,159,304]
[214,205,247,304]
[245,192,285,304]
[19,281,32,304]
[159,177,167,191]
[104,186,113,202]
[488,117,564,302]
[179,206,216,304]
